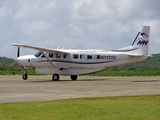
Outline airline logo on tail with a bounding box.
[141,32,148,38]
[137,32,148,45]
[137,40,148,45]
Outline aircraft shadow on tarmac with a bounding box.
[132,80,160,82]
[28,78,108,82]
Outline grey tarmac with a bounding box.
[0,76,160,104]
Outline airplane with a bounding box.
[12,26,150,81]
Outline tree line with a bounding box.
[0,54,160,76]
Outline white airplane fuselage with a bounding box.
[17,50,147,75]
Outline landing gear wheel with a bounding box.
[22,73,28,80]
[52,74,60,81]
[71,75,78,81]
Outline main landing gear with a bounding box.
[52,74,78,81]
[22,73,28,80]
[70,75,78,81]
[52,74,59,81]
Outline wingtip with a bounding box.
[12,43,22,46]
[12,43,16,46]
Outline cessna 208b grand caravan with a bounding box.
[12,26,150,81]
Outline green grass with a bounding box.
[1,69,160,76]
[89,70,160,76]
[0,95,160,120]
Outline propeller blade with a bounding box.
[17,47,20,58]
[10,62,16,67]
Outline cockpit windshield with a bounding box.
[34,51,42,57]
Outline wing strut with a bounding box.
[41,51,56,67]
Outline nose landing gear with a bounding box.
[22,66,28,80]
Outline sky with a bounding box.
[0,0,160,58]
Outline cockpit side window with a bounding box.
[41,54,45,58]
[49,53,53,58]
[34,51,42,57]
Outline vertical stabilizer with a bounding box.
[132,26,150,55]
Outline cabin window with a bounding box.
[94,55,100,59]
[49,53,53,58]
[80,54,86,59]
[73,54,79,59]
[34,51,42,57]
[63,54,69,59]
[87,55,93,59]
[54,53,61,58]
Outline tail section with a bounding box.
[112,26,150,56]
[131,26,150,55]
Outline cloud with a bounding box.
[74,0,114,20]
[13,0,55,20]
[20,20,51,35]
[0,0,160,58]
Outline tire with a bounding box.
[71,75,78,81]
[52,74,60,81]
[22,73,28,80]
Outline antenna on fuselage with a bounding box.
[57,46,60,49]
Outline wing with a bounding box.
[12,43,69,54]
[12,43,69,68]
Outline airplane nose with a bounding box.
[16,56,29,66]
[15,55,35,66]
[16,57,23,65]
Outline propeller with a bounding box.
[11,46,20,67]
[10,46,22,69]
[17,47,20,58]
